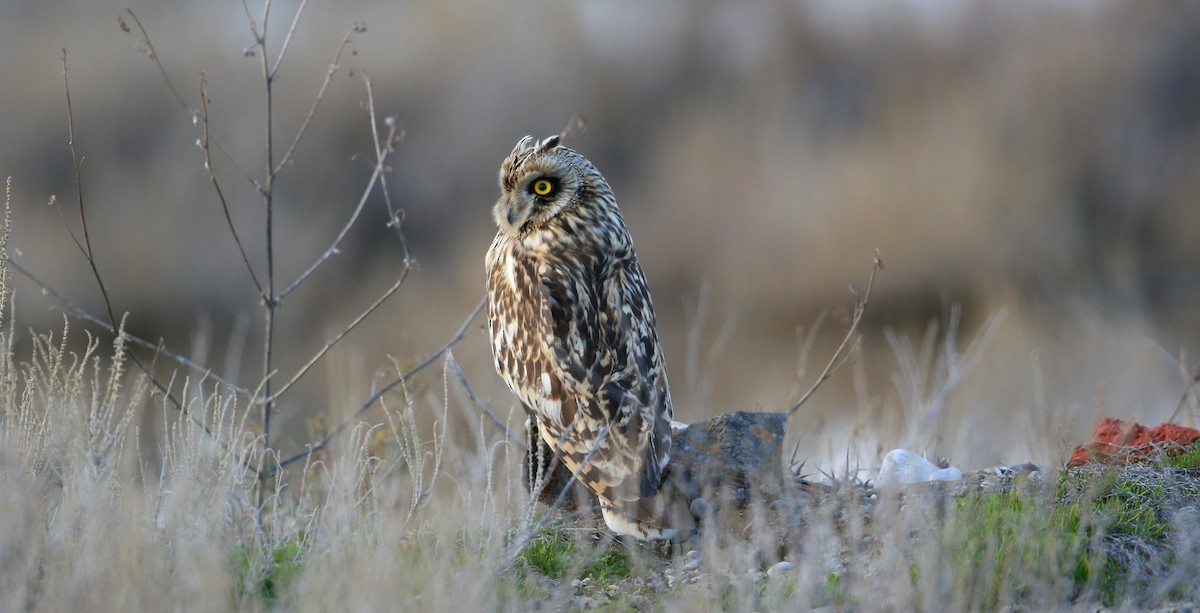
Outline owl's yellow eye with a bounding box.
[532,178,556,197]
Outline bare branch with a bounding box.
[263,297,486,475]
[58,48,210,431]
[61,50,118,329]
[788,250,883,416]
[447,352,516,442]
[268,0,311,79]
[261,0,273,46]
[6,257,250,396]
[49,193,86,258]
[262,265,410,403]
[272,24,362,177]
[278,72,395,301]
[199,73,265,298]
[240,0,259,42]
[119,10,189,114]
[239,0,269,45]
[122,9,262,196]
[367,101,409,252]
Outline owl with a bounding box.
[485,135,676,540]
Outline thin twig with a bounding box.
[272,22,363,176]
[268,0,310,79]
[262,298,486,475]
[122,9,262,196]
[367,106,408,251]
[261,0,272,44]
[239,0,259,38]
[1166,364,1200,424]
[262,267,409,403]
[57,50,204,428]
[447,353,516,443]
[61,50,117,330]
[6,257,250,395]
[277,71,392,301]
[199,73,265,298]
[49,194,85,259]
[118,11,188,114]
[788,250,883,416]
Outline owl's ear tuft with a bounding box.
[537,135,561,151]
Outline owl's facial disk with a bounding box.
[494,164,576,236]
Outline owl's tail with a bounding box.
[525,418,697,541]
[596,483,697,542]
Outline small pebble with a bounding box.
[681,559,701,572]
[685,549,701,560]
[767,561,795,577]
[663,568,676,576]
[571,579,583,589]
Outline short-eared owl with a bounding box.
[485,135,675,540]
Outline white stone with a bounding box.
[930,467,963,481]
[766,561,795,577]
[876,449,962,486]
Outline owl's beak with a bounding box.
[494,195,531,235]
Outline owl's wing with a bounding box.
[539,246,672,503]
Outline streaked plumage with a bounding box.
[485,135,675,540]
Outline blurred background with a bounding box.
[1,0,1198,473]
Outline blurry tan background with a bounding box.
[2,0,1198,472]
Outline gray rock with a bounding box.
[668,411,788,502]
[681,559,701,572]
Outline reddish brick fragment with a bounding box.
[1066,417,1200,467]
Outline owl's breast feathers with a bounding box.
[486,223,673,515]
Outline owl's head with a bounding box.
[493,135,608,236]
